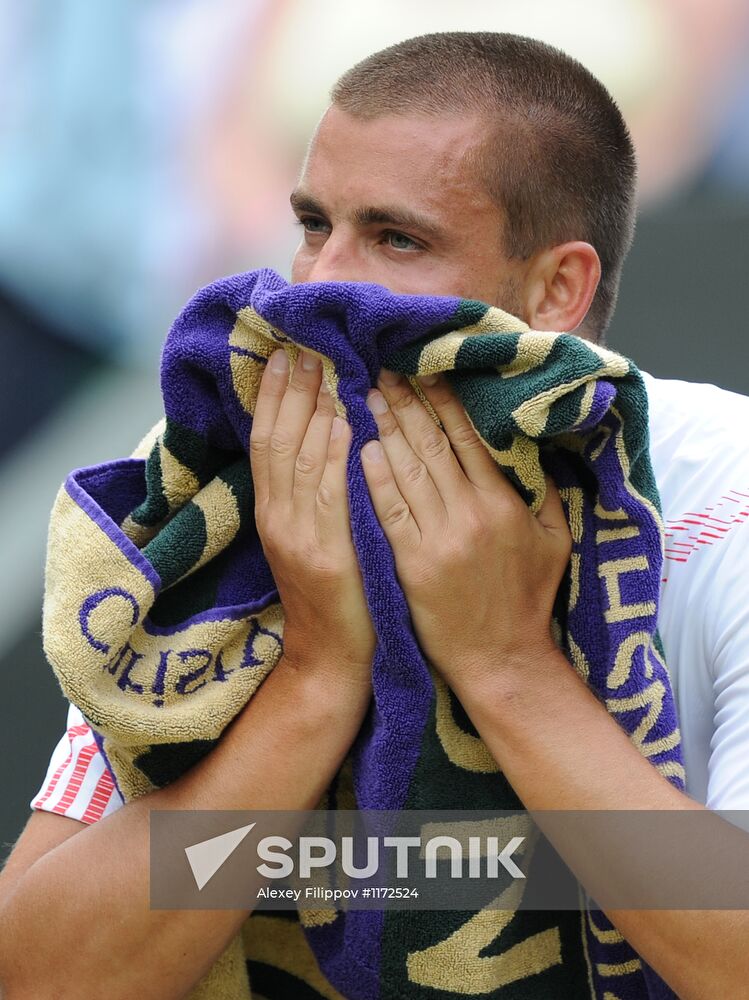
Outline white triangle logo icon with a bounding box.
[185,822,256,891]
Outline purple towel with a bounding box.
[43,269,683,999]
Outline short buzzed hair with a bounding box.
[331,32,637,342]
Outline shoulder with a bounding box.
[642,370,749,467]
[640,371,749,520]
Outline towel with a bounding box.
[43,268,683,1000]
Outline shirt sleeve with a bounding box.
[29,702,124,824]
[706,526,749,809]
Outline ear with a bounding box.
[522,242,601,335]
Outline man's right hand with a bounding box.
[250,347,376,686]
[0,346,378,1000]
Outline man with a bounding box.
[2,31,749,999]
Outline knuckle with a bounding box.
[298,539,321,566]
[451,421,482,449]
[466,516,487,546]
[294,450,317,478]
[249,433,268,456]
[406,562,437,590]
[441,535,465,563]
[401,458,427,487]
[375,411,400,439]
[493,505,522,540]
[316,482,337,510]
[269,431,296,460]
[390,388,419,416]
[316,393,334,415]
[420,431,449,460]
[312,554,344,579]
[382,499,411,528]
[288,373,313,396]
[428,380,453,402]
[257,519,279,554]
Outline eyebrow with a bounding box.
[289,189,446,242]
[289,190,328,217]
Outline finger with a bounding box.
[268,349,324,504]
[377,371,472,508]
[314,415,355,548]
[413,373,506,491]
[360,437,421,552]
[366,385,446,530]
[249,348,290,507]
[536,474,571,536]
[292,377,337,517]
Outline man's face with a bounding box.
[290,106,526,311]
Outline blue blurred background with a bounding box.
[3,0,749,850]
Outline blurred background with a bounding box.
[2,0,749,851]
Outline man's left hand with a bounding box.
[360,369,572,690]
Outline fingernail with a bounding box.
[270,349,288,373]
[330,416,345,440]
[366,390,388,415]
[418,373,439,386]
[301,350,318,371]
[379,368,401,386]
[362,440,384,462]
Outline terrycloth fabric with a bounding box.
[43,269,683,1000]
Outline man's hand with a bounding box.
[360,369,572,689]
[0,347,378,1000]
[250,348,376,685]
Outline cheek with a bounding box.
[395,260,489,301]
[378,268,445,297]
[290,245,310,284]
[450,255,515,306]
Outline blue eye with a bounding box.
[385,231,419,251]
[296,216,329,234]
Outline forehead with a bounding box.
[298,106,498,222]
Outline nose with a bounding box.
[304,231,368,284]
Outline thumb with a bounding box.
[536,474,572,539]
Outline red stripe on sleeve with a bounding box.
[80,768,116,825]
[50,743,98,815]
[32,723,92,809]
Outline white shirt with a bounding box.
[30,372,749,820]
[641,370,749,808]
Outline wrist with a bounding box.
[446,642,570,714]
[277,651,373,702]
[234,654,371,751]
